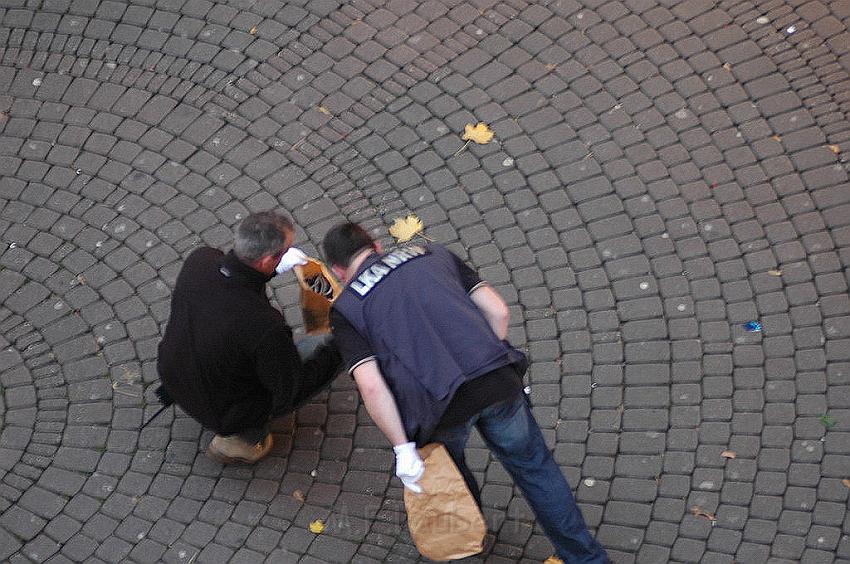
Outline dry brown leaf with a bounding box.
[721,450,737,459]
[842,478,850,489]
[722,62,732,71]
[772,134,782,142]
[462,122,495,145]
[544,557,564,564]
[292,489,305,502]
[767,269,783,276]
[828,144,840,154]
[308,519,325,533]
[691,506,717,522]
[389,214,424,243]
[249,26,257,35]
[317,106,331,115]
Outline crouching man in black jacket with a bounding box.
[157,211,342,464]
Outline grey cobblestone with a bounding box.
[1,1,850,562]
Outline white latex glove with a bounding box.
[275,247,308,274]
[393,442,425,493]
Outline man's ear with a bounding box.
[256,253,280,275]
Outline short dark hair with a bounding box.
[234,211,293,262]
[323,222,375,268]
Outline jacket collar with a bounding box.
[220,250,273,292]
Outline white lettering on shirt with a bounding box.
[349,246,429,297]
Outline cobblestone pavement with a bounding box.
[0,0,849,562]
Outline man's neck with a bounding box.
[239,256,272,277]
[345,248,376,282]
[224,251,274,282]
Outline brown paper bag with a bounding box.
[294,257,341,335]
[404,443,487,561]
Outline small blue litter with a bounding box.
[743,321,762,332]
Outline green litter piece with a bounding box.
[819,415,836,429]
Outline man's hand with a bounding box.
[276,247,309,274]
[393,442,425,493]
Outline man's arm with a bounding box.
[352,359,408,446]
[470,285,510,340]
[341,327,424,492]
[330,308,406,444]
[448,250,510,340]
[254,324,341,414]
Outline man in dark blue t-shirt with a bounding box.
[324,222,608,563]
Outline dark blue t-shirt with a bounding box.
[330,250,523,430]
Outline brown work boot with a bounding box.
[207,433,273,464]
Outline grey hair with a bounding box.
[233,211,294,262]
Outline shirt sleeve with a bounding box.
[252,320,342,413]
[330,308,375,375]
[449,251,485,293]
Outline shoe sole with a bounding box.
[207,436,273,465]
[207,445,264,464]
[207,449,249,464]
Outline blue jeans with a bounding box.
[429,393,609,563]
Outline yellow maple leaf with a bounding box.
[828,144,840,154]
[308,519,325,533]
[544,557,564,564]
[389,214,424,243]
[462,122,494,144]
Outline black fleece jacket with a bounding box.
[157,247,341,435]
